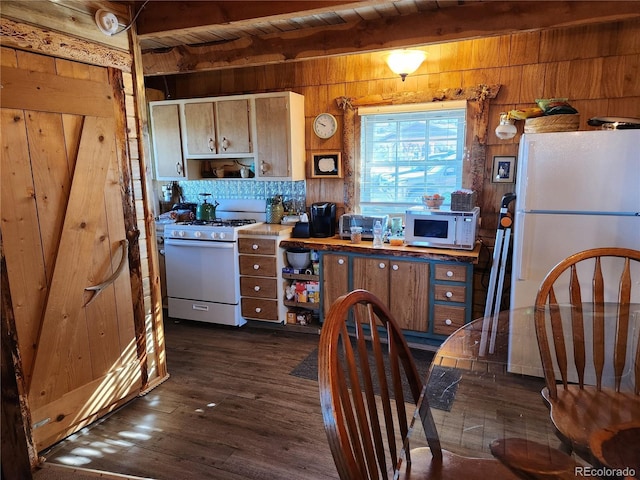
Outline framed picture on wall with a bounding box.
[492,155,516,183]
[309,151,342,178]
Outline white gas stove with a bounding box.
[166,219,258,242]
[164,199,266,326]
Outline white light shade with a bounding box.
[495,112,517,140]
[95,9,119,36]
[386,50,426,81]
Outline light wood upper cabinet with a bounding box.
[184,99,251,156]
[217,99,251,155]
[255,92,306,180]
[183,102,215,155]
[149,103,186,180]
[149,92,304,180]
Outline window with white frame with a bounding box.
[358,101,466,216]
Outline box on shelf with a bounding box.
[286,308,313,326]
[451,191,477,212]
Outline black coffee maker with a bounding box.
[310,202,337,237]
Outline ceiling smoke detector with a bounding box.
[95,9,119,36]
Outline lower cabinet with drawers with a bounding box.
[320,251,474,346]
[238,235,287,323]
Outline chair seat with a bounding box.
[397,448,519,480]
[543,385,640,450]
[490,437,578,480]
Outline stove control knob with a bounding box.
[171,230,178,237]
[178,231,186,238]
[210,232,218,240]
[194,231,202,238]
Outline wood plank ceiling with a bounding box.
[127,1,640,76]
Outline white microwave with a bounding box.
[404,206,479,250]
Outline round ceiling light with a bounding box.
[95,9,119,36]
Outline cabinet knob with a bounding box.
[446,270,454,277]
[252,244,259,250]
[338,258,345,265]
[254,286,260,291]
[379,262,386,269]
[253,264,260,270]
[445,291,453,298]
[222,137,230,151]
[255,307,262,313]
[175,162,182,175]
[445,319,452,326]
[208,138,214,152]
[392,264,399,271]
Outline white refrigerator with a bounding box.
[508,129,640,377]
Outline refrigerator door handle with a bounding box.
[514,214,530,281]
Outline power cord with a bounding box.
[112,0,150,36]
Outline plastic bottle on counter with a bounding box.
[373,220,384,248]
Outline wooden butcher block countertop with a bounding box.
[240,223,294,237]
[280,236,481,263]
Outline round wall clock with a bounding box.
[313,113,338,139]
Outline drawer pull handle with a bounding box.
[252,244,259,250]
[338,258,344,265]
[255,307,262,313]
[445,318,452,326]
[254,286,260,291]
[446,270,454,277]
[445,291,453,298]
[392,264,399,271]
[253,264,260,270]
[379,262,385,269]
[208,138,214,152]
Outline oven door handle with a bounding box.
[165,238,236,249]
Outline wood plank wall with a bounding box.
[167,18,640,315]
[170,18,639,232]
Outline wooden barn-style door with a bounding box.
[1,50,144,451]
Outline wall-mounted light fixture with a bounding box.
[95,9,119,35]
[385,50,426,81]
[495,112,518,140]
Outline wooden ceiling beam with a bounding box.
[135,0,377,36]
[141,1,640,76]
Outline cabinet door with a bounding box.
[352,257,389,306]
[255,96,289,177]
[389,260,429,332]
[322,253,349,319]
[184,102,216,155]
[150,103,185,179]
[216,99,251,154]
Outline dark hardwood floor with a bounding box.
[41,317,338,479]
[37,314,564,479]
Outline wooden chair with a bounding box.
[318,289,518,480]
[533,247,640,461]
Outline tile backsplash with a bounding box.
[160,179,306,211]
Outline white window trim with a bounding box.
[357,100,467,115]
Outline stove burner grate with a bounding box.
[181,219,257,227]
